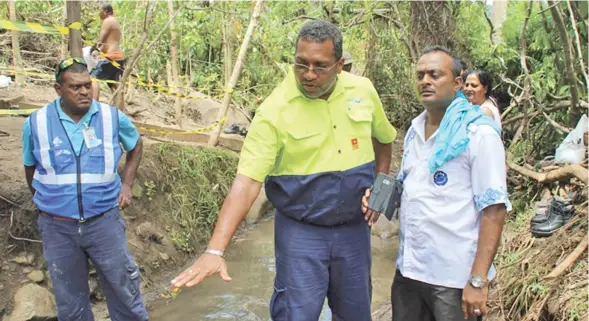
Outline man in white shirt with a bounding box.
[362,46,509,320]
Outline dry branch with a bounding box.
[507,161,588,185]
[565,0,589,90]
[542,111,572,133]
[544,234,588,280]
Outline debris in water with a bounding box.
[159,286,181,299]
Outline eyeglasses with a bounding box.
[294,62,338,75]
[55,57,87,79]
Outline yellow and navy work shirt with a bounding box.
[238,68,397,226]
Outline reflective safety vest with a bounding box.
[29,101,122,220]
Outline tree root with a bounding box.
[544,234,588,280]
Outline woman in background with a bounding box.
[463,69,502,129]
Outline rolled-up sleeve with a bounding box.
[369,85,397,144]
[22,118,36,166]
[117,110,140,152]
[237,108,281,182]
[471,126,511,212]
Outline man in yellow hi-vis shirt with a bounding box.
[171,20,397,321]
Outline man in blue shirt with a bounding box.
[22,57,148,321]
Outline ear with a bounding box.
[453,75,463,91]
[54,83,62,96]
[336,56,344,74]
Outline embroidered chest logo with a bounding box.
[351,138,359,150]
[433,170,448,186]
[52,136,63,147]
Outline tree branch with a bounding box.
[544,234,588,280]
[507,160,588,185]
[542,111,572,133]
[565,0,589,90]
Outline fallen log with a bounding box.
[543,234,588,280]
[507,161,588,185]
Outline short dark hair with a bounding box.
[101,3,113,14]
[296,20,343,61]
[56,62,88,85]
[465,69,493,98]
[420,46,462,78]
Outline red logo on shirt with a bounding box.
[351,138,359,150]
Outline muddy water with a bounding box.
[149,218,398,321]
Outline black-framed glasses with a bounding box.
[55,57,87,79]
[294,62,338,75]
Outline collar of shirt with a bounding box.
[410,111,440,144]
[283,66,355,103]
[55,97,99,126]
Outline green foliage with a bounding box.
[153,143,237,253]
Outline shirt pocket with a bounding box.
[285,127,324,159]
[347,107,372,139]
[84,146,105,173]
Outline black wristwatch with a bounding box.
[469,276,487,289]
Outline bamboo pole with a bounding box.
[208,0,265,147]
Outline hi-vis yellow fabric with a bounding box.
[238,67,397,182]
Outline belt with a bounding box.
[41,212,105,223]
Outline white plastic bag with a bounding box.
[0,75,13,88]
[554,114,588,164]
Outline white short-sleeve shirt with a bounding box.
[396,111,511,289]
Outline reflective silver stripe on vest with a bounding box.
[34,102,117,185]
[33,172,117,185]
[35,106,55,176]
[99,102,115,175]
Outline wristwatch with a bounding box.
[469,276,487,289]
[204,249,225,258]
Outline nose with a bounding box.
[303,68,318,82]
[80,85,90,97]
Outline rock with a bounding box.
[12,256,28,265]
[27,270,45,283]
[46,271,52,290]
[158,252,170,261]
[88,279,98,295]
[6,284,56,321]
[0,284,4,291]
[26,254,35,265]
[370,215,399,239]
[22,268,32,274]
[2,264,11,271]
[131,184,144,199]
[246,186,273,224]
[136,222,165,244]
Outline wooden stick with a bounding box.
[544,234,588,280]
[9,211,42,243]
[507,161,588,185]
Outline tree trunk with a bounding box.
[208,0,265,147]
[490,0,508,45]
[8,0,23,86]
[222,2,234,89]
[66,0,82,57]
[61,2,67,59]
[410,0,455,54]
[548,0,581,127]
[168,0,183,128]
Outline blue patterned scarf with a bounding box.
[428,91,501,173]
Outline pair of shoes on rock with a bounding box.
[223,123,248,137]
[530,196,575,238]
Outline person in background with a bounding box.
[362,46,509,321]
[91,3,127,113]
[22,57,147,321]
[171,20,397,321]
[342,50,353,72]
[463,69,502,129]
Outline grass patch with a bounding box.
[152,143,238,253]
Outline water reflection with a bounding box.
[149,218,398,321]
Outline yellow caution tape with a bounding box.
[0,109,40,116]
[0,20,81,35]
